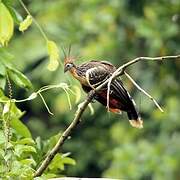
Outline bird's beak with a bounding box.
[64,66,68,73]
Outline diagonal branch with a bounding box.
[124,71,164,112]
[34,54,180,177]
[34,91,95,177]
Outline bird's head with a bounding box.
[62,45,76,73]
[64,62,75,73]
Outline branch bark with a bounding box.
[34,54,180,177]
[34,91,95,177]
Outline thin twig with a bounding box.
[105,55,180,110]
[97,55,180,92]
[38,92,54,115]
[34,54,180,177]
[63,88,72,110]
[124,71,164,112]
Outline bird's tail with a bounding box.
[127,108,143,129]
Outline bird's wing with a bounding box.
[77,61,115,87]
[87,66,110,85]
[110,78,136,110]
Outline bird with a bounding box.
[63,53,143,128]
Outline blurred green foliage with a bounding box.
[0,0,180,179]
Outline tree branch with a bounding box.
[104,55,180,110]
[34,91,95,177]
[34,54,180,177]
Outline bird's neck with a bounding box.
[69,65,80,80]
[69,65,88,85]
[69,66,77,76]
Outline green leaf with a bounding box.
[0,2,14,46]
[0,131,5,145]
[0,48,14,69]
[62,157,76,165]
[20,159,36,166]
[0,47,14,60]
[47,40,60,71]
[48,153,76,172]
[2,0,14,6]
[2,100,10,115]
[17,138,35,145]
[0,89,8,101]
[9,160,35,178]
[19,15,32,32]
[0,61,6,90]
[4,151,12,161]
[41,173,57,179]
[0,148,5,158]
[35,136,42,150]
[0,61,6,76]
[0,76,6,90]
[7,160,21,176]
[10,118,32,138]
[14,144,36,157]
[48,153,65,171]
[7,67,32,89]
[10,102,25,119]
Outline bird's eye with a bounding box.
[66,63,73,69]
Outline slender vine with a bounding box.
[18,0,48,42]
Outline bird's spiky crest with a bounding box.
[68,44,71,58]
[61,45,67,59]
[62,45,75,64]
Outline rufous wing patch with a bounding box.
[109,108,122,114]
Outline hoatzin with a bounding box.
[64,56,143,128]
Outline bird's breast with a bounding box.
[69,67,89,86]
